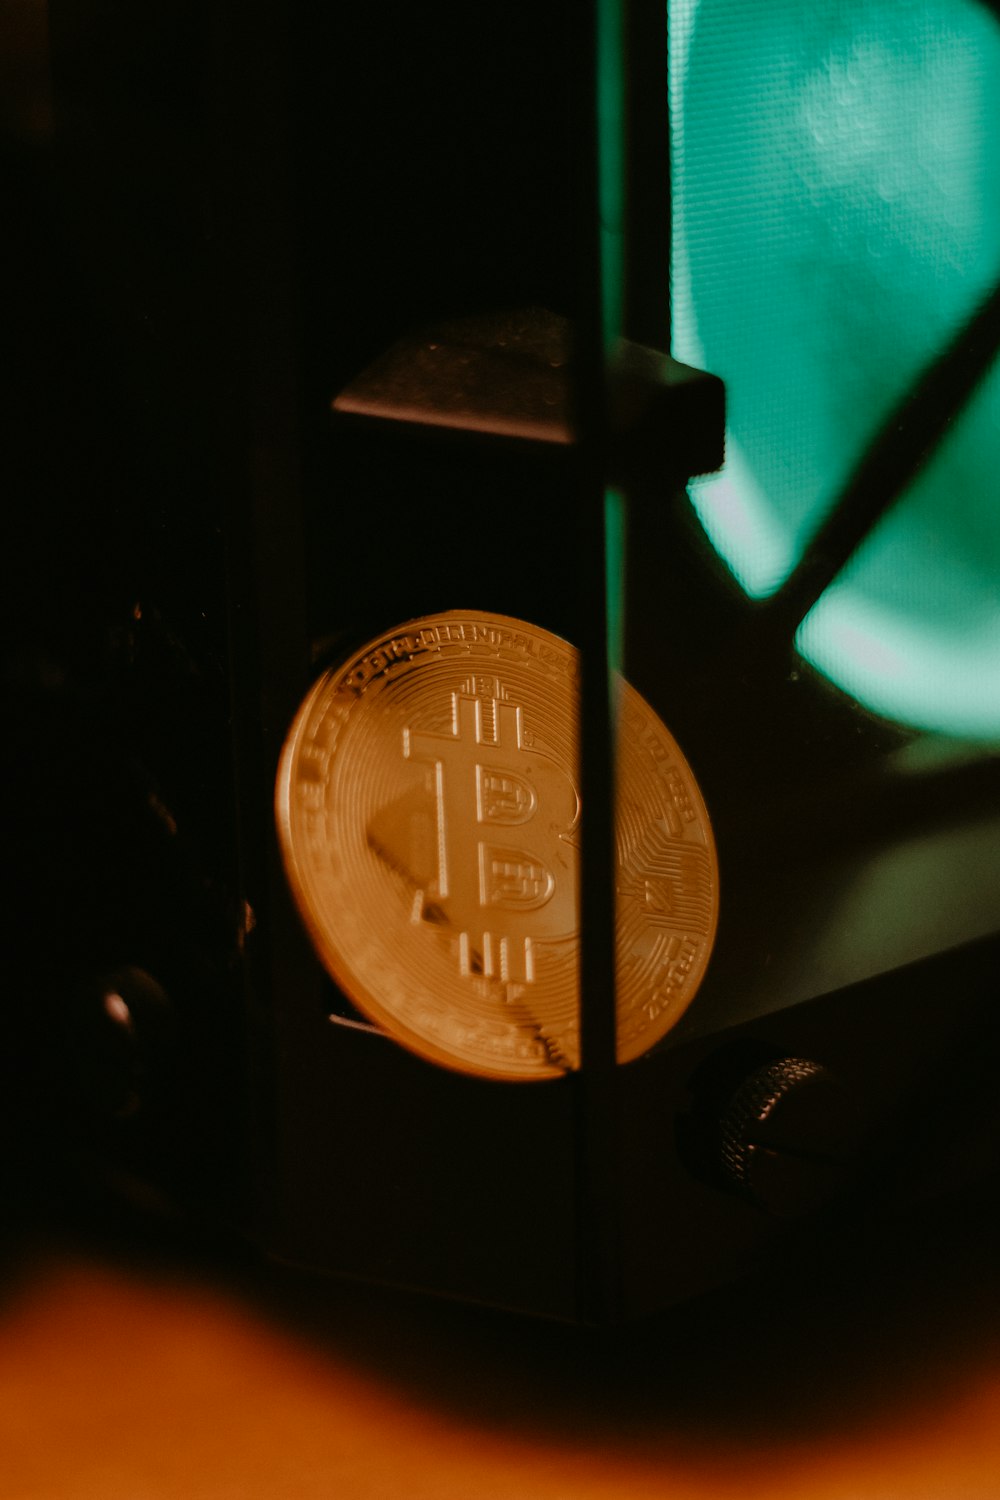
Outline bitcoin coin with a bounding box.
[276,611,718,1080]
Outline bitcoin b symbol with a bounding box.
[404,691,579,984]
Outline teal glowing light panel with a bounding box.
[668,0,1000,737]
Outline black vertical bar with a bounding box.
[571,0,623,1325]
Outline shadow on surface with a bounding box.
[233,1184,1000,1460]
[3,1172,999,1468]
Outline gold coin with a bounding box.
[276,611,718,1080]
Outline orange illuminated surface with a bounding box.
[2,1205,1000,1500]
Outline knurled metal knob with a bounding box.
[719,1057,864,1216]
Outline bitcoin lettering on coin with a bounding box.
[276,611,718,1080]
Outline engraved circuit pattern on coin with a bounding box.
[276,611,718,1081]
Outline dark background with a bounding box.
[3,10,1000,1487]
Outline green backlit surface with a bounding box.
[797,354,1000,738]
[604,486,627,685]
[668,0,1000,735]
